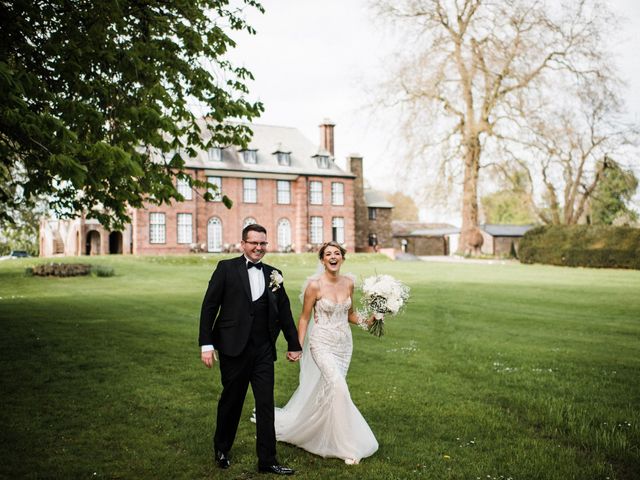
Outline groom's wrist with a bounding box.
[201,345,214,352]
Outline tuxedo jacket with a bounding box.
[198,255,302,359]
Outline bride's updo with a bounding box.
[318,241,346,259]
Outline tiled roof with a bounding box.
[179,120,354,178]
[480,224,536,236]
[392,221,458,236]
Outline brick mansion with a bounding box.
[39,119,394,257]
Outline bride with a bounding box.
[274,241,379,465]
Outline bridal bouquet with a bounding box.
[360,274,410,337]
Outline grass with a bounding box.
[0,253,639,479]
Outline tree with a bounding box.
[590,158,638,225]
[384,191,419,221]
[0,0,264,229]
[372,0,620,253]
[499,76,637,225]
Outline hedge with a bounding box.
[519,225,640,269]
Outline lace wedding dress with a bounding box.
[274,296,378,463]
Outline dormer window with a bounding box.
[208,147,222,162]
[316,155,330,169]
[241,149,258,164]
[276,152,291,166]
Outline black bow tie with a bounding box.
[247,262,262,270]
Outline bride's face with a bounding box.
[322,246,344,273]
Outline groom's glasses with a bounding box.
[244,241,269,247]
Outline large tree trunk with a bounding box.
[459,134,482,254]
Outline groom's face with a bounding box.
[242,230,268,263]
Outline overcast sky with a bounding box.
[228,0,640,223]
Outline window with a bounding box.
[243,217,257,229]
[241,149,258,164]
[177,176,192,200]
[332,217,345,244]
[208,147,222,162]
[316,155,330,169]
[149,213,166,244]
[331,182,344,206]
[177,213,193,244]
[206,176,222,201]
[310,216,323,244]
[368,233,378,247]
[276,152,291,166]
[243,178,257,203]
[309,181,323,205]
[277,180,291,204]
[368,208,377,220]
[277,218,292,251]
[207,217,223,252]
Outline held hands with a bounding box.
[286,351,302,362]
[201,349,218,368]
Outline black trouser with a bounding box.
[214,340,276,466]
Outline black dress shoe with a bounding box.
[258,464,295,475]
[214,449,230,469]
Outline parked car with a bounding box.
[0,250,30,260]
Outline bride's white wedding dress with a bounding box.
[274,296,378,463]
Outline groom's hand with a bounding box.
[286,351,302,362]
[201,350,217,368]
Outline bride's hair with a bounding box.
[318,241,346,260]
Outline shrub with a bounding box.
[92,265,115,277]
[31,263,92,277]
[519,225,640,269]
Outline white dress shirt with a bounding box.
[201,256,265,353]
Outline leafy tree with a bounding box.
[0,0,264,229]
[590,158,638,225]
[481,190,535,225]
[384,191,419,221]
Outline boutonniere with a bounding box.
[269,270,283,292]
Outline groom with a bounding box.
[199,223,302,475]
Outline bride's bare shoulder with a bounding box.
[340,274,355,289]
[304,278,320,294]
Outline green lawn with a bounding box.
[1,254,639,479]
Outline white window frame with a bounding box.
[242,150,258,164]
[149,213,166,244]
[309,181,323,205]
[243,217,257,229]
[277,180,291,204]
[243,178,257,203]
[331,182,344,206]
[177,213,193,244]
[208,147,222,162]
[277,218,292,251]
[368,208,377,220]
[207,217,223,252]
[332,217,345,244]
[177,176,192,200]
[316,155,329,169]
[310,216,323,244]
[276,152,291,166]
[207,176,222,202]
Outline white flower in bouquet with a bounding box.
[360,274,410,337]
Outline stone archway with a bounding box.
[109,232,123,254]
[86,230,101,256]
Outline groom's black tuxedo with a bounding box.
[198,255,301,466]
[199,255,301,357]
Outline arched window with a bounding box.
[207,217,223,252]
[243,217,257,229]
[277,218,292,252]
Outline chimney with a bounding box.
[319,118,336,157]
[349,155,368,252]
